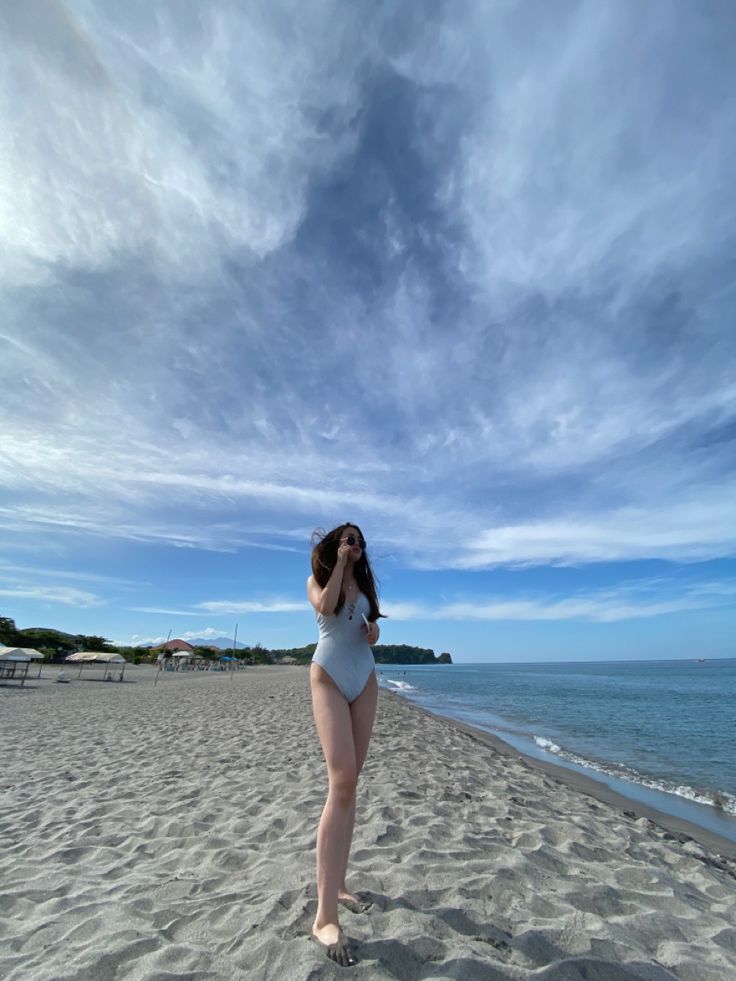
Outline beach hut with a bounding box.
[0,647,45,686]
[159,639,195,653]
[65,650,128,681]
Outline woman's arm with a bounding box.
[307,542,350,615]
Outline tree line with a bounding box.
[0,617,452,665]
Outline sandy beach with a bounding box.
[1,666,735,980]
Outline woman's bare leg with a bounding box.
[338,797,356,901]
[338,671,378,899]
[310,664,358,948]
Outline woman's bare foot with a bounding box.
[312,921,341,947]
[312,920,356,966]
[338,889,373,913]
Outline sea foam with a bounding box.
[381,678,417,691]
[533,733,736,816]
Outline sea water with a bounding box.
[378,658,736,842]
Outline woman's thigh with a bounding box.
[310,663,356,779]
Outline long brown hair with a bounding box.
[311,523,385,621]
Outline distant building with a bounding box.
[157,639,195,653]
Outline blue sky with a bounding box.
[1,1,735,661]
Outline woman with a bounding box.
[308,523,383,967]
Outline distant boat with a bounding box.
[695,658,707,664]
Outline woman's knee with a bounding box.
[328,768,357,807]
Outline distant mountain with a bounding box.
[184,636,248,650]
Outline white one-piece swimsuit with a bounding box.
[312,592,375,703]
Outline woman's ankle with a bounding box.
[314,906,339,930]
[313,916,339,932]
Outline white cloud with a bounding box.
[442,490,736,570]
[1,1,369,285]
[0,585,103,607]
[129,578,736,629]
[1,0,734,582]
[196,599,308,614]
[132,626,241,646]
[385,579,736,624]
[127,607,208,617]
[0,562,146,588]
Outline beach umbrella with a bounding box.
[170,650,195,672]
[65,651,126,663]
[0,647,45,685]
[0,646,45,660]
[0,648,45,679]
[65,650,127,680]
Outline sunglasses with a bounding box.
[343,534,366,549]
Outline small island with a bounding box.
[373,645,452,665]
[246,643,452,666]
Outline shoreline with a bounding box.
[9,662,736,856]
[378,659,736,856]
[394,692,736,861]
[12,662,736,856]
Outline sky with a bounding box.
[1,0,735,662]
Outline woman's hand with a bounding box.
[365,621,380,645]
[336,540,351,566]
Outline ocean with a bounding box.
[377,658,736,843]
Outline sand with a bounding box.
[1,665,735,980]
